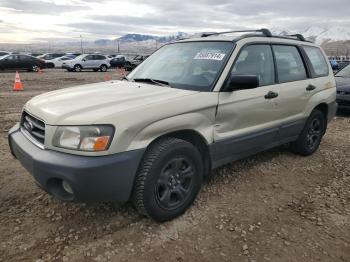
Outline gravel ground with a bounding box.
[0,69,349,262]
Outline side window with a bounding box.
[7,55,16,60]
[232,44,275,86]
[84,55,93,60]
[19,55,29,60]
[273,45,307,83]
[303,46,329,77]
[96,55,106,60]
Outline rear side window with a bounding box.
[273,45,307,83]
[94,55,106,60]
[303,46,329,77]
[232,44,275,86]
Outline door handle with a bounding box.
[265,91,279,99]
[306,84,316,91]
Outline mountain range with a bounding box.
[94,32,189,46]
[274,26,350,45]
[93,26,350,47]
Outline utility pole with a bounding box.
[117,39,120,54]
[80,35,84,54]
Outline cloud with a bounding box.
[0,0,90,14]
[0,0,350,42]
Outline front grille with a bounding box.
[21,111,45,145]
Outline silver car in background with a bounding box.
[62,54,110,72]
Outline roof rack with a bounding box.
[201,28,273,38]
[285,34,306,41]
[200,29,309,43]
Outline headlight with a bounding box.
[52,125,114,151]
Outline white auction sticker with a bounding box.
[194,52,226,61]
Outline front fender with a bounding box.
[127,112,215,151]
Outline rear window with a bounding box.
[303,46,329,77]
[273,45,307,83]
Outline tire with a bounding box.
[290,109,326,156]
[47,63,55,68]
[31,65,40,72]
[100,64,108,72]
[73,64,82,72]
[132,137,203,222]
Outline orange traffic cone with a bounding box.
[13,71,23,91]
[104,74,111,81]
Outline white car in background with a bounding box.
[45,56,73,68]
[62,54,110,72]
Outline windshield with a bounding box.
[336,64,350,77]
[128,41,234,91]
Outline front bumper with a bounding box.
[8,123,145,203]
[336,95,350,110]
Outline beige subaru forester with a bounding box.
[9,29,336,221]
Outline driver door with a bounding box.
[213,44,280,165]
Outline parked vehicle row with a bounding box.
[0,50,150,72]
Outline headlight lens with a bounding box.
[53,125,114,151]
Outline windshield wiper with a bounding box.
[122,76,130,81]
[133,78,170,87]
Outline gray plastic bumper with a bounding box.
[8,124,145,203]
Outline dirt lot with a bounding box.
[0,69,349,262]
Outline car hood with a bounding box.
[335,77,350,91]
[24,80,199,125]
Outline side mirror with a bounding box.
[224,75,259,91]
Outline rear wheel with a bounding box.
[290,109,326,156]
[73,64,82,72]
[132,137,203,222]
[100,64,108,72]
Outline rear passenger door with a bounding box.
[93,55,106,67]
[272,45,311,128]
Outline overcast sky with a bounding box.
[0,0,349,43]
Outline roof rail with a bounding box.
[201,28,273,38]
[286,34,306,41]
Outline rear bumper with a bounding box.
[8,123,145,203]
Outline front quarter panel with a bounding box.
[119,92,219,152]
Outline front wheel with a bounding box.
[132,138,203,222]
[290,109,326,156]
[100,64,108,72]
